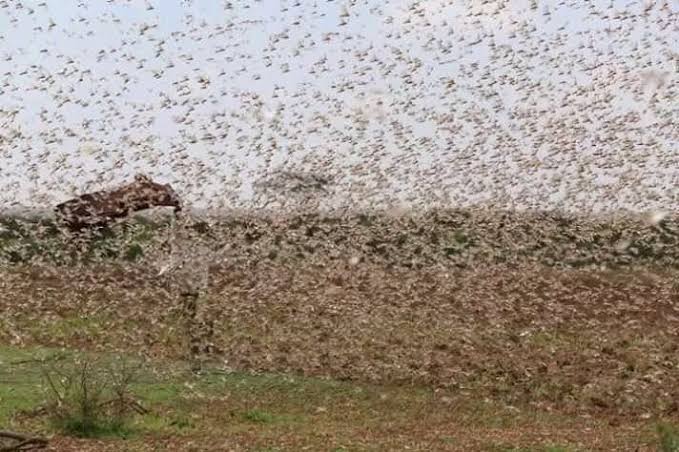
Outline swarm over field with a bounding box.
[2,209,678,419]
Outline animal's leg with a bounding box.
[71,231,95,265]
[200,299,218,356]
[199,317,217,356]
[57,228,83,265]
[180,292,203,372]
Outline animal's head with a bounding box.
[130,174,182,214]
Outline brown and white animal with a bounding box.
[54,174,182,232]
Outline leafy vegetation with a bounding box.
[1,210,677,269]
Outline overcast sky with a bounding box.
[0,0,676,214]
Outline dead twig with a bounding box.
[97,397,150,415]
[0,430,48,451]
[10,353,68,366]
[15,405,48,419]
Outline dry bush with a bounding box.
[39,354,147,438]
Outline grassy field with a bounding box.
[1,345,676,451]
[1,210,678,450]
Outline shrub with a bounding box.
[124,243,145,261]
[39,354,147,438]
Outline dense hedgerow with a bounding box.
[1,209,677,269]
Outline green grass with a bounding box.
[52,416,134,439]
[44,316,109,341]
[0,345,376,438]
[0,347,66,425]
[484,446,576,452]
[0,345,676,450]
[243,409,276,424]
[0,384,45,425]
[657,423,679,452]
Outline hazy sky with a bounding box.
[0,0,676,213]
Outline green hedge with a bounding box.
[1,210,677,269]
